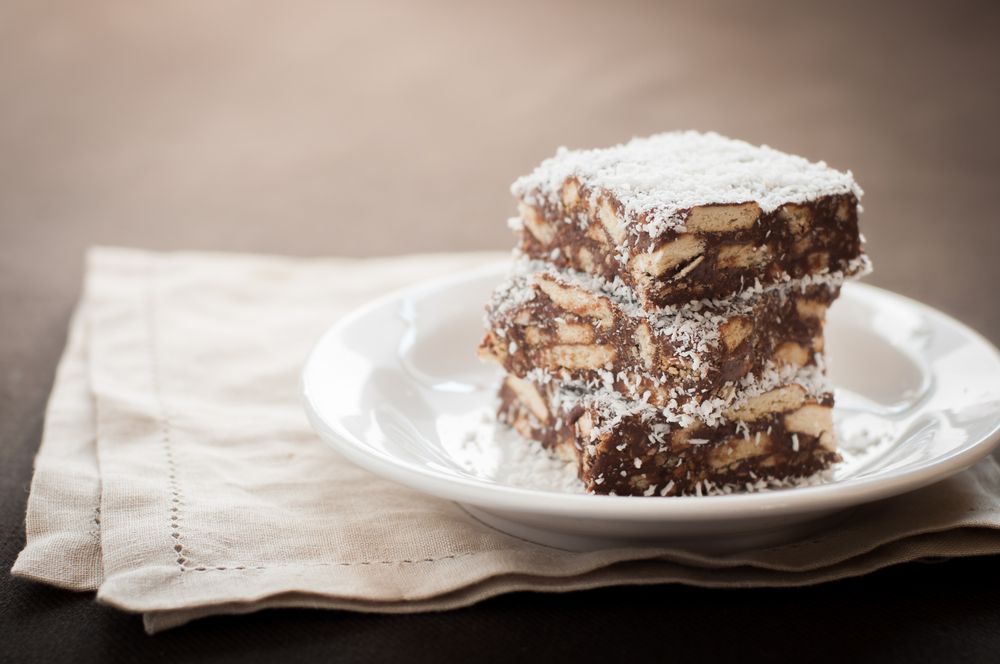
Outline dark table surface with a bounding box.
[3,1,999,661]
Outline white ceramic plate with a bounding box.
[302,262,1000,552]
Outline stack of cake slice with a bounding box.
[479,131,870,496]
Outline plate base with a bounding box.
[462,504,853,554]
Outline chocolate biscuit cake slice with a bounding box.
[510,131,868,309]
[479,259,843,418]
[498,364,838,497]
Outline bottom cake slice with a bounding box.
[497,367,840,496]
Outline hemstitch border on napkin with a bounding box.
[145,262,190,573]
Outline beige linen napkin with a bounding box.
[12,247,1000,634]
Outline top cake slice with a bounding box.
[511,131,867,309]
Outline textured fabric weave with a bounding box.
[12,247,1000,634]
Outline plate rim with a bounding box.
[302,262,1000,521]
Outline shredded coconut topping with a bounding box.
[511,130,862,238]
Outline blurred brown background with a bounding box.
[3,0,1000,654]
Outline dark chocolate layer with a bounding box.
[517,188,864,309]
